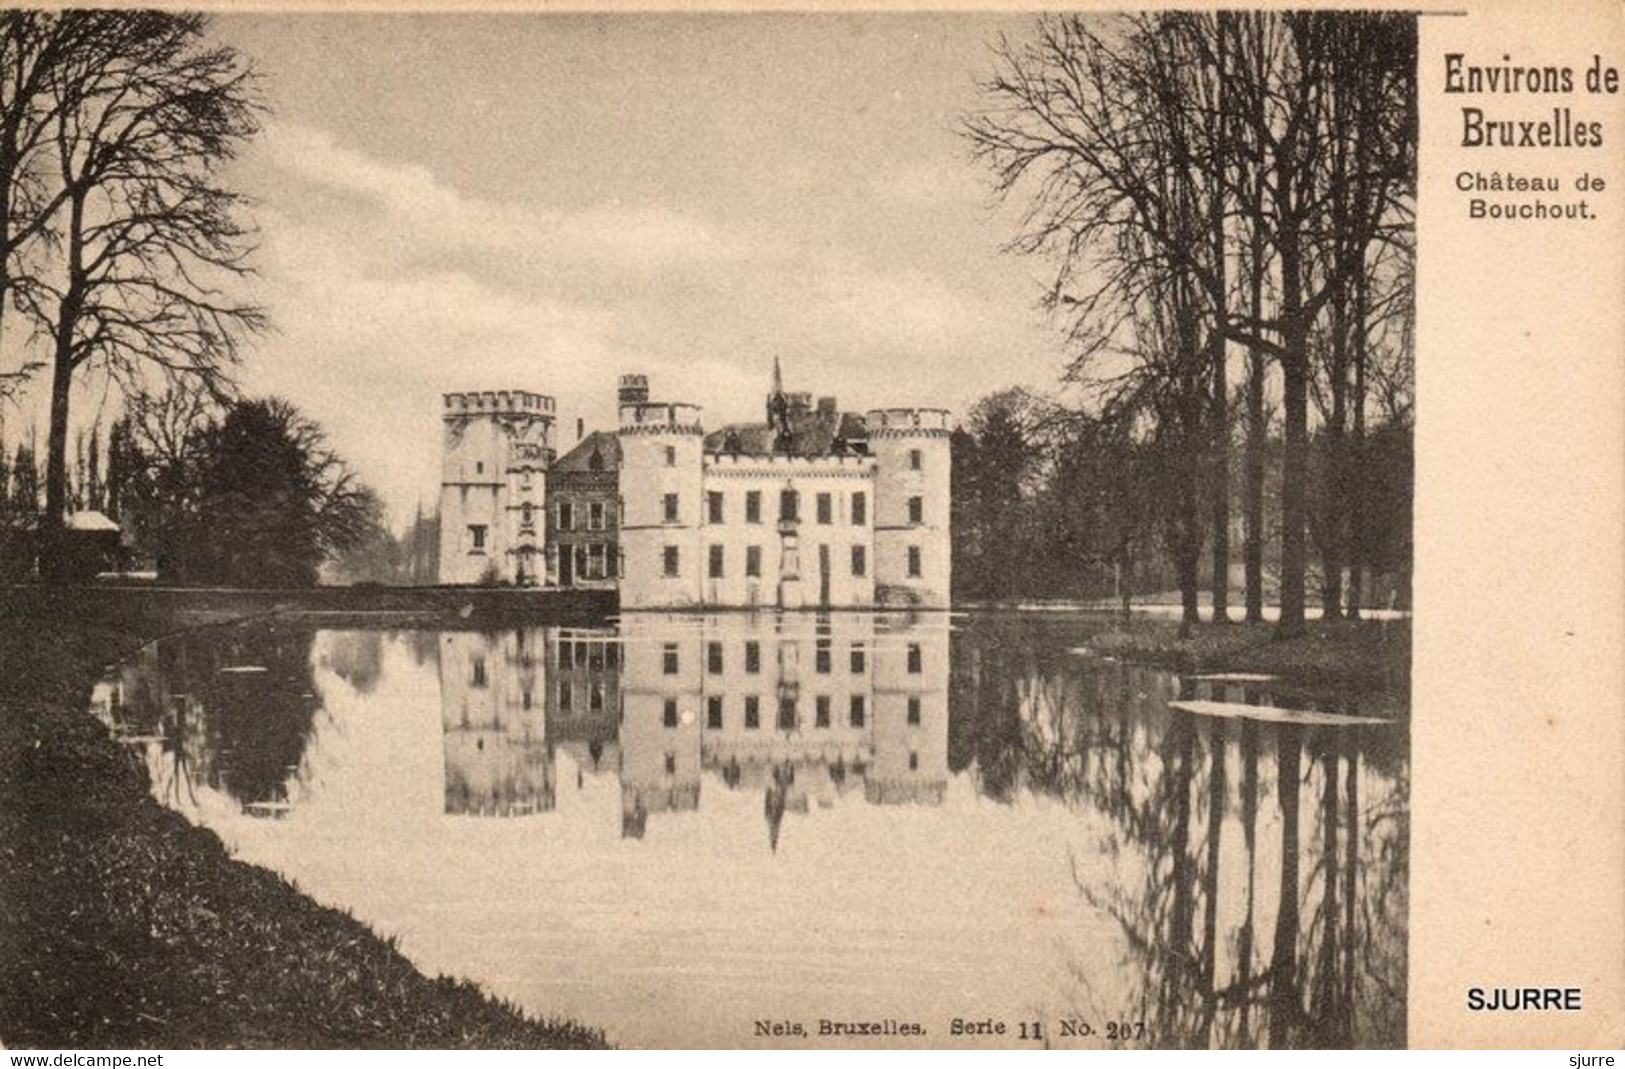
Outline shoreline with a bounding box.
[1084,615,1410,697]
[0,589,610,1049]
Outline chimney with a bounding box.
[816,396,837,416]
[576,417,585,443]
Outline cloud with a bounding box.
[260,121,750,269]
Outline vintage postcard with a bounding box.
[0,0,1619,1053]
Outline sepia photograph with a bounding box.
[0,1,1613,1054]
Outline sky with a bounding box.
[16,13,1077,527]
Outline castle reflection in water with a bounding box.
[437,614,949,843]
[89,611,1410,1048]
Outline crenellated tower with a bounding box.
[617,375,705,609]
[866,407,951,608]
[438,390,556,585]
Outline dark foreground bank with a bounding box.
[0,587,608,1049]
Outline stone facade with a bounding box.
[617,372,951,610]
[437,391,556,585]
[437,369,952,610]
[546,431,621,589]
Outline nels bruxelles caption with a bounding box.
[751,1018,1148,1042]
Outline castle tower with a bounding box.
[867,619,949,805]
[866,408,952,608]
[617,377,704,610]
[438,630,554,816]
[438,391,556,585]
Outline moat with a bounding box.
[90,610,1409,1048]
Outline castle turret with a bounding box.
[617,379,705,609]
[438,391,556,585]
[866,408,951,608]
[618,374,650,406]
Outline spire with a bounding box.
[767,356,792,454]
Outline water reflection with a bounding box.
[90,612,1407,1048]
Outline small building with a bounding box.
[546,429,621,589]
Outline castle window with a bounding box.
[708,491,724,524]
[815,638,831,674]
[745,641,761,674]
[908,546,922,578]
[589,502,605,530]
[779,489,798,522]
[476,461,485,474]
[663,699,679,728]
[778,698,797,730]
[852,491,866,525]
[663,545,680,577]
[908,696,921,724]
[908,643,922,674]
[559,680,572,711]
[521,502,533,526]
[850,545,866,578]
[909,751,919,772]
[470,655,486,688]
[665,445,676,467]
[707,641,723,675]
[663,493,679,523]
[849,695,866,728]
[558,503,573,531]
[522,689,532,710]
[745,491,761,523]
[744,696,760,729]
[745,545,762,578]
[816,492,832,524]
[587,543,607,579]
[708,544,724,579]
[909,448,922,470]
[662,644,679,675]
[590,683,604,711]
[468,524,487,551]
[665,753,677,775]
[707,695,723,729]
[908,496,923,525]
[815,695,831,728]
[850,643,865,673]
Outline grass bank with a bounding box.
[0,587,608,1049]
[1087,614,1410,696]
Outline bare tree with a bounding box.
[14,12,264,581]
[969,12,1414,636]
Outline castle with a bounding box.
[438,364,951,610]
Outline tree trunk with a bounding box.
[1346,227,1370,619]
[1268,724,1303,1045]
[41,314,74,583]
[40,192,84,585]
[1278,218,1310,639]
[1323,276,1348,621]
[1208,18,1231,624]
[1243,29,1268,626]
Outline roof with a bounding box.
[552,431,620,475]
[704,409,869,458]
[65,511,119,532]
